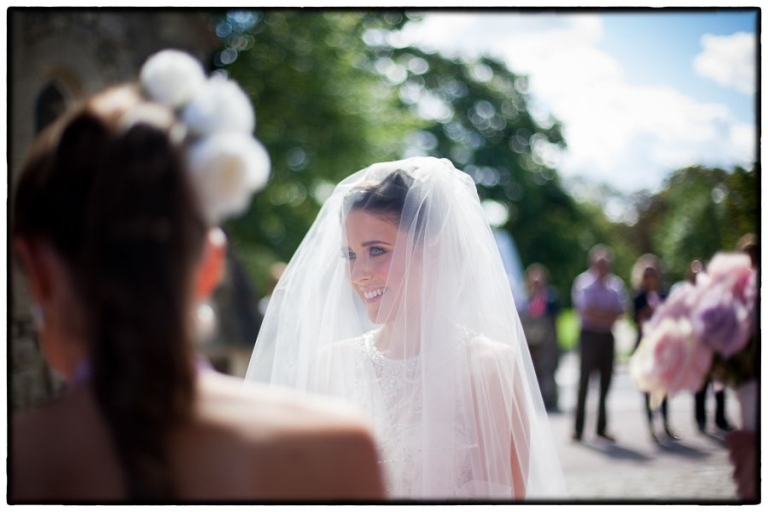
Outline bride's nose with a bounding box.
[351,257,371,285]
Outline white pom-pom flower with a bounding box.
[180,76,256,136]
[140,50,207,108]
[187,132,271,224]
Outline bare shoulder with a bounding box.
[11,390,122,501]
[196,372,385,499]
[12,406,50,464]
[11,408,50,501]
[12,393,82,463]
[200,371,371,432]
[460,333,522,390]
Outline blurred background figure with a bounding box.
[521,263,561,412]
[630,254,679,443]
[571,244,628,443]
[725,233,758,500]
[681,260,734,435]
[736,233,758,268]
[257,261,287,317]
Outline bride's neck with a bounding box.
[376,319,422,360]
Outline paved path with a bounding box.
[546,346,742,501]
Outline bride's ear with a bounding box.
[195,228,227,300]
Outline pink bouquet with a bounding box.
[630,252,757,407]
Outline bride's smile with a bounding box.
[363,287,386,301]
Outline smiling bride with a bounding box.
[246,157,566,500]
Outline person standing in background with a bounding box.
[521,263,561,412]
[630,254,679,443]
[257,261,287,317]
[736,233,758,268]
[686,260,734,434]
[571,244,627,443]
[726,233,759,501]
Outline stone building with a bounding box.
[9,9,261,411]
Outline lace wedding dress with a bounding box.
[316,329,517,498]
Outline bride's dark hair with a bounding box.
[13,85,208,500]
[345,169,435,240]
[346,169,414,223]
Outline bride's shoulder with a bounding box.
[459,329,517,367]
[319,331,372,357]
[459,328,513,354]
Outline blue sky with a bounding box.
[398,9,758,200]
[600,10,756,123]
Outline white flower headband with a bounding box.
[138,49,271,225]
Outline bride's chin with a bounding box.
[366,308,381,323]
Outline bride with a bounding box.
[246,157,565,499]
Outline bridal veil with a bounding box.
[246,157,566,499]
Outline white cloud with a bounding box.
[400,13,756,193]
[693,32,756,94]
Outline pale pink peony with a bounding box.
[705,252,755,303]
[706,252,752,281]
[744,270,757,332]
[644,282,700,332]
[630,317,713,399]
[632,251,757,399]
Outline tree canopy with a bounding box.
[211,9,759,303]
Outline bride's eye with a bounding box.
[342,249,356,261]
[370,246,386,257]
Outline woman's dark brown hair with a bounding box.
[345,169,414,222]
[13,85,208,500]
[345,168,436,243]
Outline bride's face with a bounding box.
[344,209,408,323]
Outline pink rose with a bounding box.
[705,252,755,303]
[645,282,700,332]
[706,252,752,281]
[630,317,713,399]
[691,283,752,359]
[743,269,757,329]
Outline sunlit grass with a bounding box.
[556,309,579,352]
[556,309,638,361]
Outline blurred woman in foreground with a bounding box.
[10,50,384,503]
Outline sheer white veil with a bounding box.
[246,157,566,499]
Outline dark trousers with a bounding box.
[644,393,668,424]
[574,330,614,436]
[695,379,728,428]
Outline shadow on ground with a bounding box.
[576,440,652,462]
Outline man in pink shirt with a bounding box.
[571,244,627,442]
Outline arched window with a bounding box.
[35,82,67,134]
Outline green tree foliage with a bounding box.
[722,165,759,250]
[212,10,416,292]
[632,164,758,284]
[216,10,754,306]
[213,9,594,301]
[379,45,595,301]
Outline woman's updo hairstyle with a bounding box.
[345,168,434,241]
[12,50,270,501]
[345,169,414,224]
